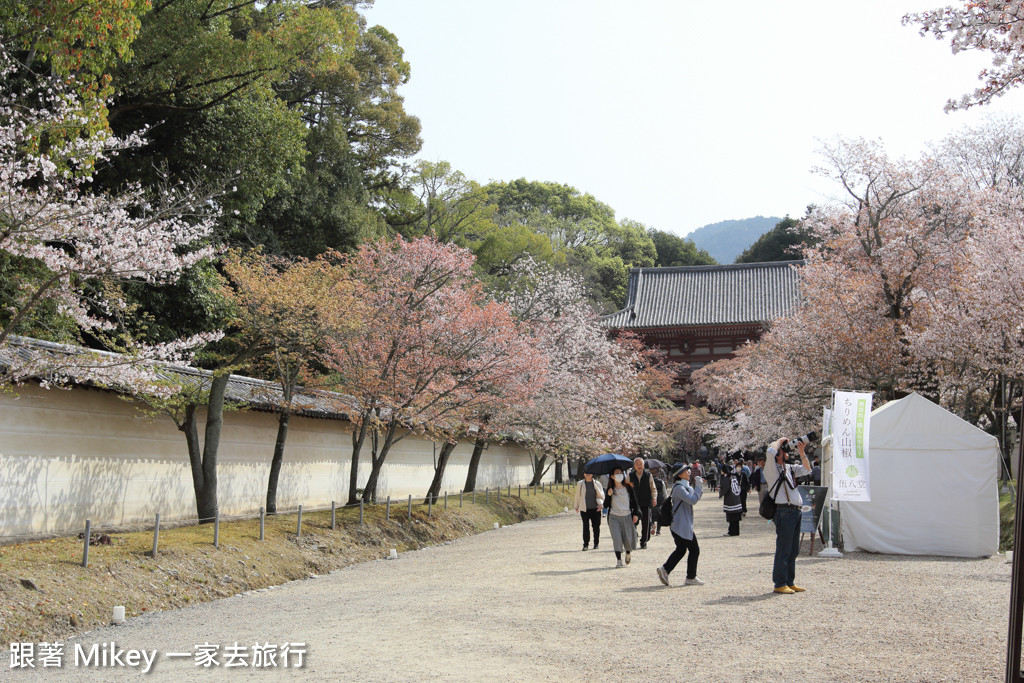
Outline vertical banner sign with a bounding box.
[831,391,872,501]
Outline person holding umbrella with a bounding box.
[605,466,640,568]
[582,453,633,525]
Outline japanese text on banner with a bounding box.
[831,390,872,501]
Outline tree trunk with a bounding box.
[179,372,230,523]
[265,409,290,514]
[425,441,458,504]
[361,420,400,503]
[348,414,371,505]
[180,404,205,514]
[463,436,487,492]
[530,452,548,486]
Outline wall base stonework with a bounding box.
[0,384,547,536]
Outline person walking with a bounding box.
[651,474,667,536]
[656,463,704,586]
[736,458,751,515]
[629,457,657,549]
[752,456,768,505]
[719,464,743,536]
[573,471,604,551]
[706,462,719,492]
[764,437,812,594]
[605,466,639,568]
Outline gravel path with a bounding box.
[9,501,1012,682]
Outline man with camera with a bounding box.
[764,434,813,595]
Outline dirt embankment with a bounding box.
[0,489,572,644]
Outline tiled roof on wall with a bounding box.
[603,261,803,329]
[0,335,504,439]
[0,335,358,421]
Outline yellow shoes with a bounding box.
[789,585,806,592]
[773,586,795,594]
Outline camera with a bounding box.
[780,431,818,455]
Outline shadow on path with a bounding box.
[703,592,777,605]
[532,567,616,577]
[539,549,587,555]
[619,584,691,594]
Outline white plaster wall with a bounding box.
[0,384,546,536]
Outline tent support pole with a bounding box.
[1005,399,1024,683]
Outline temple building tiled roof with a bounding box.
[603,260,803,329]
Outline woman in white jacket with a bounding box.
[573,472,605,551]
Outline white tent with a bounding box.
[840,392,1000,558]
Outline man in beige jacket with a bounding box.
[574,472,605,551]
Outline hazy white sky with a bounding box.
[362,1,1024,236]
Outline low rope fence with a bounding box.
[8,481,572,567]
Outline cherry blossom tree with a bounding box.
[906,1,1024,110]
[692,137,981,449]
[419,306,547,504]
[932,114,1024,191]
[0,44,220,390]
[321,236,546,503]
[497,261,653,484]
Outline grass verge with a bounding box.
[0,489,572,644]
[1002,491,1015,553]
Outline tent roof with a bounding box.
[869,392,998,452]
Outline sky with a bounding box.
[361,1,1024,237]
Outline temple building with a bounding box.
[603,261,803,407]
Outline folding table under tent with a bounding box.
[838,392,1000,558]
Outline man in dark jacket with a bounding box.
[629,457,658,549]
[735,456,751,515]
[751,455,768,505]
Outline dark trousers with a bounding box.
[740,489,749,513]
[727,512,741,536]
[772,506,802,588]
[638,505,652,545]
[580,509,601,547]
[663,531,699,579]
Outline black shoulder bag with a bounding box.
[758,472,788,520]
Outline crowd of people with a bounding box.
[572,439,822,593]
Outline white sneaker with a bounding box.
[625,552,631,565]
[657,566,670,586]
[685,577,705,586]
[616,559,624,568]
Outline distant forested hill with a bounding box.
[687,216,782,264]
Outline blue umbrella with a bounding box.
[583,453,634,476]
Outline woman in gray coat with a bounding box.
[656,463,704,586]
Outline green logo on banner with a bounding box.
[855,398,867,458]
[846,465,859,478]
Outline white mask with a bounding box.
[613,474,624,482]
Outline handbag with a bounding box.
[758,473,787,520]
